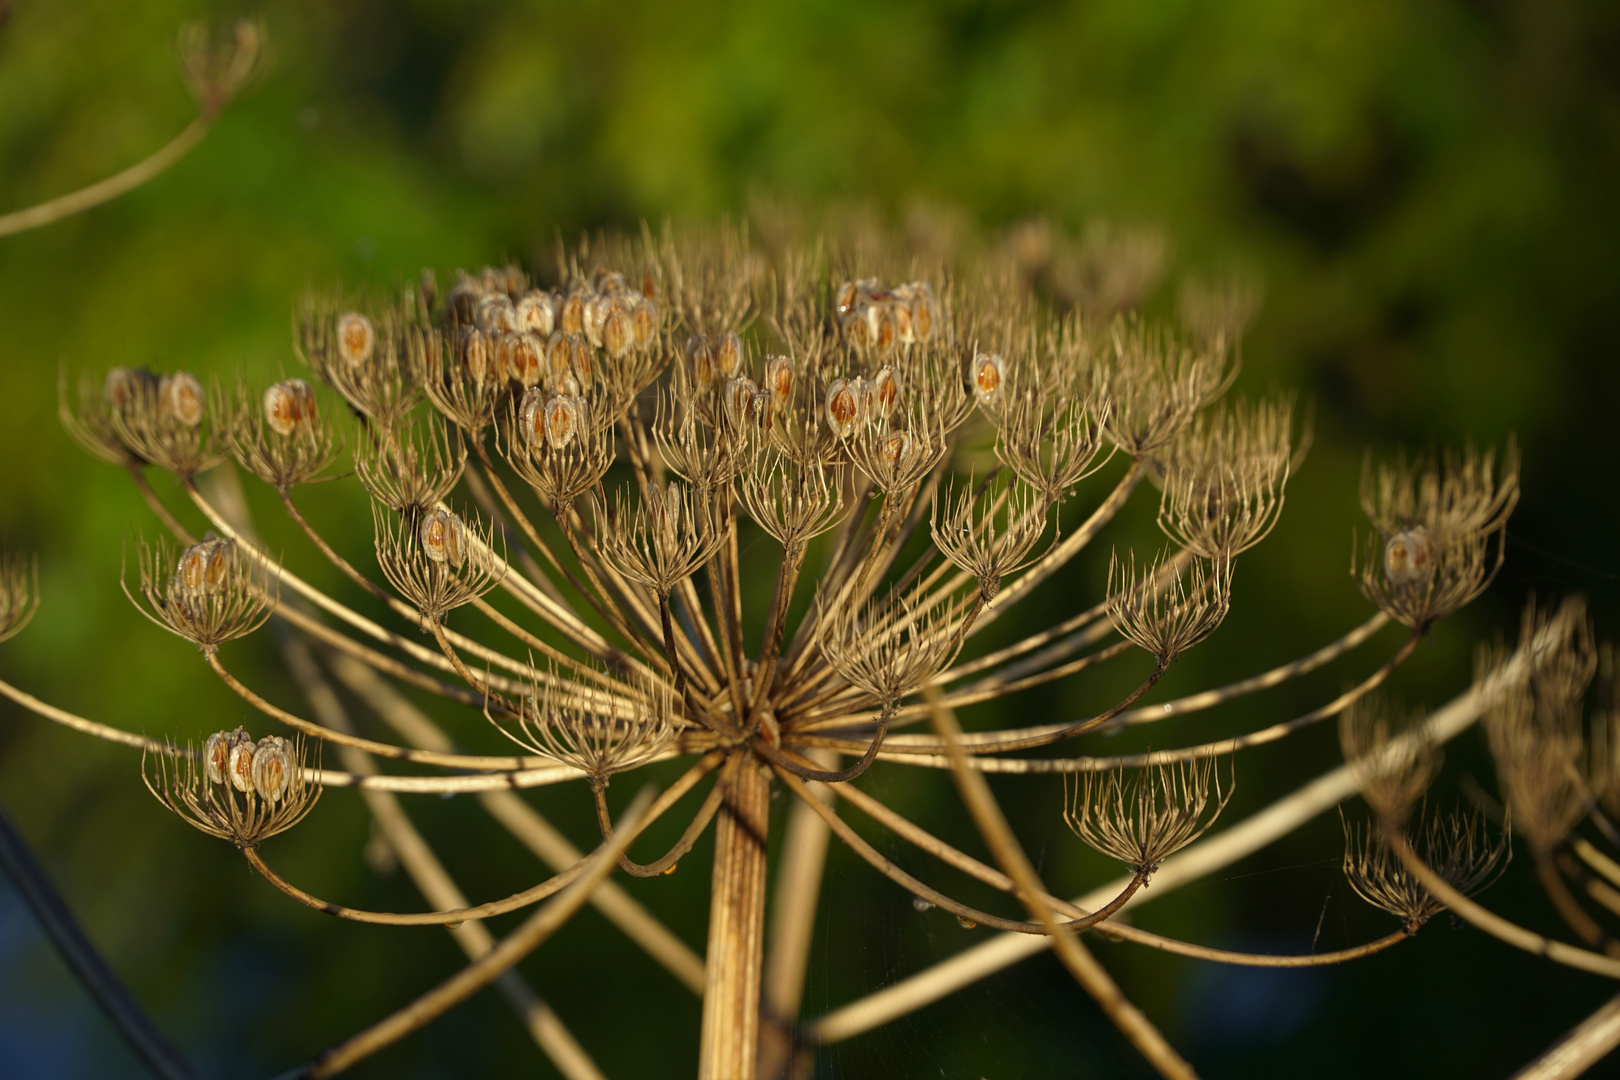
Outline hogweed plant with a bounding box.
[7,217,1607,1079]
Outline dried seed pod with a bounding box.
[227,739,256,793]
[880,430,911,468]
[545,332,573,384]
[602,306,634,359]
[716,332,744,378]
[336,312,375,366]
[459,326,497,385]
[519,386,546,446]
[870,367,901,421]
[204,726,249,785]
[418,508,468,568]
[175,535,235,597]
[765,356,794,412]
[869,304,898,355]
[723,377,759,431]
[104,366,159,411]
[842,307,872,347]
[263,379,316,436]
[583,294,611,348]
[687,334,717,389]
[1383,527,1436,585]
[475,293,517,335]
[632,296,659,348]
[504,331,545,388]
[558,290,587,335]
[826,378,858,438]
[515,291,556,336]
[972,353,1005,408]
[908,282,938,342]
[834,280,862,317]
[545,394,582,451]
[891,300,916,344]
[251,735,292,802]
[568,336,594,390]
[162,372,205,427]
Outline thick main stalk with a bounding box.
[699,754,771,1078]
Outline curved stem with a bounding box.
[207,649,537,770]
[0,115,212,237]
[762,706,893,784]
[591,752,727,877]
[1388,831,1620,979]
[299,788,657,1078]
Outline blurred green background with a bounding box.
[1,0,1618,1077]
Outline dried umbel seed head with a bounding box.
[144,734,321,848]
[1383,527,1436,585]
[826,378,858,438]
[1064,758,1233,877]
[0,552,40,644]
[1106,550,1233,662]
[263,379,317,436]
[419,508,468,568]
[973,353,1005,408]
[515,291,556,336]
[545,394,583,451]
[227,738,256,793]
[1340,693,1439,824]
[765,356,794,412]
[251,735,293,802]
[504,332,544,388]
[336,312,376,366]
[203,726,250,785]
[870,366,901,421]
[162,372,205,427]
[602,306,635,359]
[497,663,676,785]
[1342,806,1509,932]
[869,303,898,355]
[175,535,235,597]
[132,535,276,649]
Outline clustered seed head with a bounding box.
[1355,442,1520,628]
[228,377,337,492]
[822,589,963,710]
[1064,758,1232,877]
[597,480,721,598]
[1342,805,1509,932]
[931,475,1050,602]
[1480,598,1606,854]
[373,503,502,627]
[0,552,39,644]
[146,728,319,847]
[1156,396,1297,562]
[60,365,226,476]
[125,533,277,650]
[495,663,676,787]
[1106,549,1232,663]
[1339,692,1440,825]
